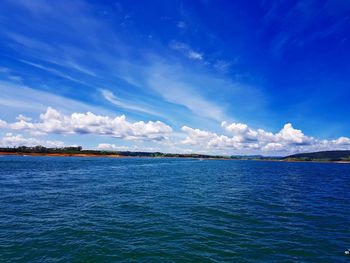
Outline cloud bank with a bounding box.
[4,107,172,141]
[0,133,64,148]
[181,121,350,154]
[1,108,350,155]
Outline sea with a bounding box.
[0,156,349,262]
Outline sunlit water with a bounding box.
[0,156,349,262]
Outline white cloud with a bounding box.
[170,41,203,60]
[16,114,32,122]
[262,142,284,152]
[8,107,173,141]
[222,121,249,134]
[97,143,119,150]
[182,121,350,154]
[10,120,36,131]
[3,109,350,155]
[97,143,161,152]
[276,123,312,145]
[188,51,203,60]
[221,121,313,145]
[0,133,64,148]
[0,119,7,128]
[333,137,350,145]
[181,126,217,145]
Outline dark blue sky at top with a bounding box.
[0,0,349,143]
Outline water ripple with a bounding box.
[0,156,349,262]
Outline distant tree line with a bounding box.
[284,150,350,162]
[0,146,83,154]
[0,146,230,159]
[3,146,347,161]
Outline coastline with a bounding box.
[0,151,349,163]
[0,152,122,158]
[0,152,227,160]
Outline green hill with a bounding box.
[284,150,350,162]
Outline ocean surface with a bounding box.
[0,156,349,262]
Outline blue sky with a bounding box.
[0,0,349,155]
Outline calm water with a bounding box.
[0,156,349,262]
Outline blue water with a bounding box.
[0,156,349,262]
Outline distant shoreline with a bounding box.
[0,151,229,160]
[0,151,349,163]
[0,147,230,160]
[0,152,122,158]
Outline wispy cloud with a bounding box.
[0,0,266,131]
[5,31,54,53]
[177,21,187,29]
[213,60,233,73]
[0,67,23,83]
[18,59,90,86]
[0,81,110,115]
[262,0,350,55]
[66,61,97,77]
[3,31,99,79]
[170,41,203,60]
[145,63,229,122]
[100,89,164,118]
